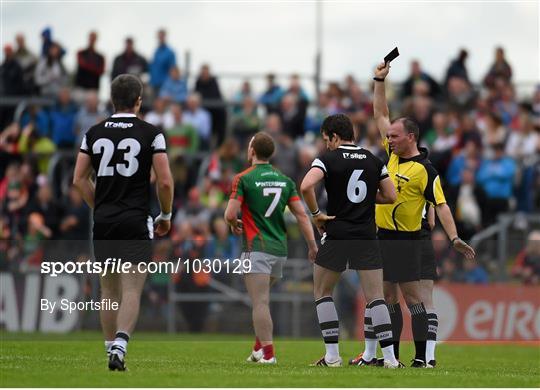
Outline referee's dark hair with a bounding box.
[394,117,420,141]
[111,74,143,111]
[251,132,275,160]
[321,113,354,142]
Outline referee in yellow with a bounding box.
[363,62,475,368]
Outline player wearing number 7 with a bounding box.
[224,132,318,364]
[73,74,173,371]
[300,114,401,368]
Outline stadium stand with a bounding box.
[1,29,539,336]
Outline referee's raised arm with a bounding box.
[373,62,392,139]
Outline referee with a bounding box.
[363,62,475,368]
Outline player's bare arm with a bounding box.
[224,199,243,235]
[373,62,392,139]
[288,199,318,262]
[434,203,476,260]
[300,167,334,233]
[73,152,96,209]
[152,153,174,236]
[375,176,397,204]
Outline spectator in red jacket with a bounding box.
[75,31,105,91]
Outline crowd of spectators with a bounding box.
[1,27,540,295]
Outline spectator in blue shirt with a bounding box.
[183,93,212,150]
[150,29,176,91]
[20,105,50,137]
[447,140,482,186]
[258,73,283,114]
[75,91,108,144]
[49,87,78,148]
[159,66,188,104]
[476,142,516,226]
[462,259,489,284]
[40,27,65,58]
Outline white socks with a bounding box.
[382,345,398,365]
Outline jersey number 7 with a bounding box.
[263,188,282,217]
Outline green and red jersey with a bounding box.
[230,163,300,256]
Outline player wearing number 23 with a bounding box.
[73,74,174,371]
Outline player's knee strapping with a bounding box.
[315,296,339,344]
[368,299,393,348]
[364,307,375,340]
[363,306,377,360]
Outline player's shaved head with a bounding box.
[111,74,143,112]
[250,132,275,161]
[321,113,354,142]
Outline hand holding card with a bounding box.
[384,47,400,65]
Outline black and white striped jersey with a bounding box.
[80,113,166,224]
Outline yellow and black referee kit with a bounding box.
[376,138,446,282]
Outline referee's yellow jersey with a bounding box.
[376,138,446,232]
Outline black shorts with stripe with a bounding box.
[93,216,153,264]
[315,237,382,273]
[378,228,421,283]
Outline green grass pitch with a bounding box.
[1,332,538,387]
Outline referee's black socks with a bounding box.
[387,303,403,359]
[409,303,428,362]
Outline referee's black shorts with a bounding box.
[93,216,153,265]
[419,228,437,280]
[377,228,422,283]
[315,238,382,273]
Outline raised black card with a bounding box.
[384,47,400,64]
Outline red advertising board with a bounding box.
[356,284,540,342]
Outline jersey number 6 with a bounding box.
[347,169,367,203]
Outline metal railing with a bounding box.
[470,213,540,281]
[166,258,314,337]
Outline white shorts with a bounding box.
[240,251,286,279]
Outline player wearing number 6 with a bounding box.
[224,132,318,364]
[300,114,401,368]
[73,74,173,371]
